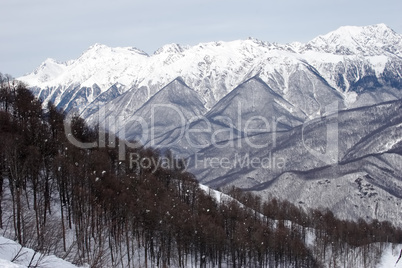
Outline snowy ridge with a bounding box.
[303,24,402,56]
[19,24,402,116]
[0,236,79,268]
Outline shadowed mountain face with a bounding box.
[20,24,402,226]
[120,78,207,147]
[188,99,402,185]
[161,77,308,156]
[186,99,402,224]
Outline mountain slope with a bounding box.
[119,78,207,147]
[187,99,402,225]
[205,76,306,130]
[20,24,402,119]
[162,77,308,157]
[302,23,402,56]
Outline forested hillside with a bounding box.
[0,74,401,267]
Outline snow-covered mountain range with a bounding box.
[21,23,402,114]
[19,23,402,225]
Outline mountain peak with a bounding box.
[368,23,394,31]
[88,43,109,50]
[25,57,67,83]
[82,43,149,57]
[331,23,395,39]
[154,43,188,55]
[305,23,401,55]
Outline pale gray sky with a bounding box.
[1,0,401,77]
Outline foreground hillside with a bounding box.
[1,78,402,266]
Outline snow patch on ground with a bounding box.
[377,244,402,268]
[344,91,358,106]
[0,236,81,268]
[199,184,226,203]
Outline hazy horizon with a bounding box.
[1,0,401,77]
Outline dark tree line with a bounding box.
[224,187,402,267]
[0,73,401,267]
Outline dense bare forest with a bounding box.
[0,73,401,267]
